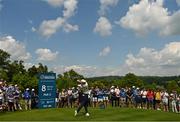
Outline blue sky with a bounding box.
[0,0,180,77]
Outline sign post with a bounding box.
[38,73,56,109]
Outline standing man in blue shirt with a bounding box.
[23,88,31,110]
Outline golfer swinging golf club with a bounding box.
[75,79,90,117]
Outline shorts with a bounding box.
[120,97,126,102]
[162,99,168,105]
[135,96,142,103]
[156,100,161,104]
[103,96,108,101]
[142,98,147,103]
[93,97,97,102]
[98,97,104,102]
[148,98,153,104]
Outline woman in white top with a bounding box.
[162,90,169,112]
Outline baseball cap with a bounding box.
[81,79,86,83]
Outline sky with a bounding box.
[0,0,180,77]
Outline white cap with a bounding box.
[111,86,115,88]
[26,88,29,91]
[32,88,35,91]
[137,87,139,90]
[132,86,135,88]
[81,79,86,83]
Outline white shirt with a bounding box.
[81,82,89,94]
[68,90,72,95]
[141,90,147,98]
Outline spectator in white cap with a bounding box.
[23,88,31,110]
[110,85,116,107]
[14,85,22,110]
[75,79,90,117]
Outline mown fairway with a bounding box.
[0,107,180,121]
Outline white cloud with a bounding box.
[99,46,111,56]
[63,23,79,33]
[0,36,31,60]
[39,0,79,38]
[42,0,64,7]
[116,0,180,36]
[38,17,65,38]
[63,0,78,19]
[176,0,180,6]
[98,0,119,16]
[94,0,118,37]
[123,41,180,76]
[160,10,180,36]
[31,27,36,32]
[52,65,115,77]
[51,42,180,77]
[24,62,34,69]
[94,17,112,37]
[35,48,59,61]
[117,0,168,36]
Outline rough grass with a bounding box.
[0,107,179,121]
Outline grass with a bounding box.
[0,107,180,121]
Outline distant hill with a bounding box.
[87,76,123,82]
[87,75,180,85]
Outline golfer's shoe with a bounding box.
[85,113,90,117]
[74,110,77,116]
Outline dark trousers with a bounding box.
[111,96,116,107]
[8,102,15,111]
[61,97,67,108]
[77,94,88,113]
[115,97,120,107]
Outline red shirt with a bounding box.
[147,91,154,99]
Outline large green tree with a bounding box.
[166,80,179,92]
[28,63,48,77]
[56,69,84,90]
[7,60,26,82]
[0,49,10,69]
[12,73,38,90]
[120,73,144,87]
[0,49,11,80]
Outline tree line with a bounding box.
[0,49,180,92]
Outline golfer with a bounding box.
[75,79,90,117]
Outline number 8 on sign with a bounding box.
[42,85,46,92]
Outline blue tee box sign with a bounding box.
[38,73,56,109]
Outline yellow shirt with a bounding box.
[155,92,161,100]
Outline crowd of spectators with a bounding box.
[0,78,180,114]
[0,79,38,112]
[56,85,180,113]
